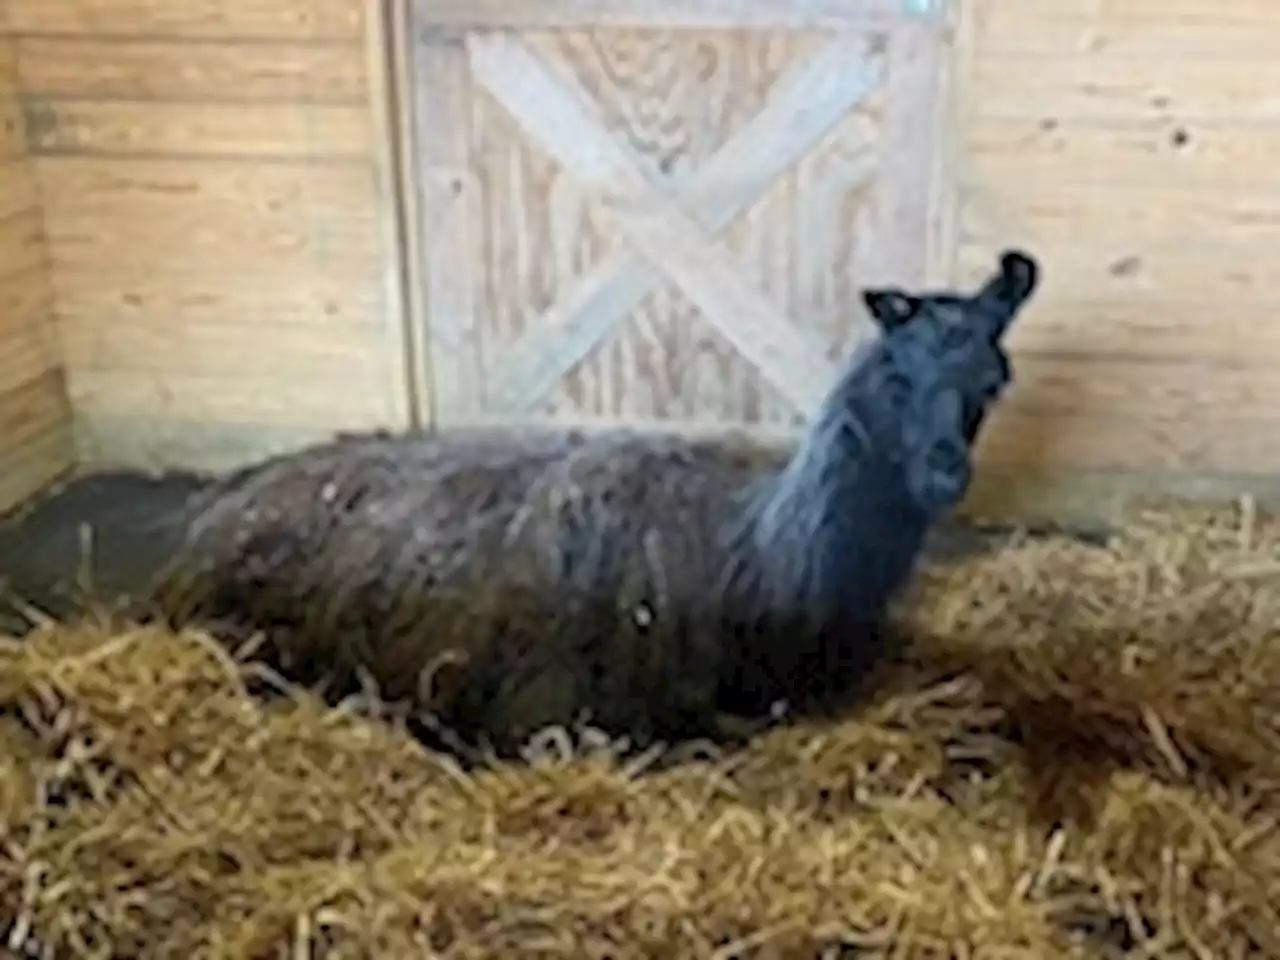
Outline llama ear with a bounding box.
[994,249,1039,304]
[974,249,1040,340]
[862,289,918,330]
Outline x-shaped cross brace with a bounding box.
[455,31,889,418]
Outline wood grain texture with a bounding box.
[51,263,386,332]
[413,0,937,29]
[8,0,1280,519]
[70,414,355,475]
[0,428,77,513]
[38,158,382,273]
[969,54,1280,125]
[66,368,400,426]
[7,0,409,476]
[488,30,883,418]
[0,209,50,277]
[0,371,73,455]
[954,0,1280,491]
[0,160,37,218]
[965,467,1280,530]
[15,37,368,102]
[361,0,416,431]
[465,27,841,415]
[58,310,392,382]
[973,0,1280,59]
[0,38,74,512]
[0,101,24,156]
[6,0,365,41]
[410,16,937,430]
[412,32,480,420]
[25,101,372,160]
[0,267,59,393]
[867,20,944,286]
[978,408,1280,477]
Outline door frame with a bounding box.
[375,0,962,431]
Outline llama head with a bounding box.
[859,249,1040,513]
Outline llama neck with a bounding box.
[735,365,933,622]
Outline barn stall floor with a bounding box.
[1,500,1278,957]
[0,467,1108,636]
[0,470,209,634]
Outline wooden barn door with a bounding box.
[399,0,949,432]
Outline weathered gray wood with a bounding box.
[469,32,842,416]
[415,0,940,29]
[484,32,885,414]
[413,31,480,420]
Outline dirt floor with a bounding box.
[0,468,1109,637]
[0,470,209,632]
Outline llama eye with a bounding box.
[941,325,969,350]
[926,438,967,476]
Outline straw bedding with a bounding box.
[2,499,1279,958]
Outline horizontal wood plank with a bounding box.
[1002,296,1280,362]
[37,158,382,273]
[0,209,53,279]
[978,406,1280,476]
[964,466,1280,528]
[6,0,364,41]
[52,264,387,330]
[71,414,365,475]
[0,269,59,394]
[27,100,372,160]
[0,31,72,509]
[413,0,936,29]
[67,369,401,428]
[60,316,391,380]
[972,353,1280,473]
[0,159,38,220]
[0,10,397,492]
[15,0,1280,509]
[0,370,73,459]
[972,0,1280,58]
[998,356,1280,426]
[0,102,26,158]
[969,54,1280,124]
[15,37,367,102]
[0,46,16,95]
[965,120,1280,189]
[0,428,76,514]
[959,188,1280,265]
[466,30,840,417]
[954,235,1280,303]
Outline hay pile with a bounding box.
[2,501,1280,958]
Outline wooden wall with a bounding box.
[6,0,411,474]
[954,0,1280,519]
[0,30,74,512]
[4,0,1280,523]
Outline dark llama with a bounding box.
[143,250,1041,759]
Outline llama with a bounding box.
[143,250,1040,759]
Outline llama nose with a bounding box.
[931,387,964,436]
[926,436,967,481]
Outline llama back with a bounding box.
[146,425,789,752]
[145,428,587,667]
